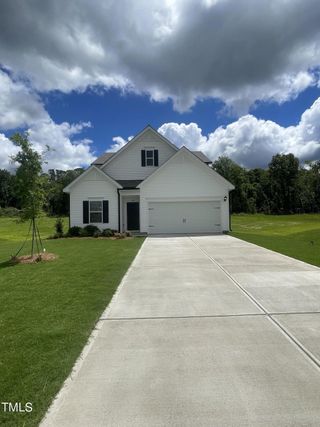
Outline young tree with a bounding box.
[11,132,48,257]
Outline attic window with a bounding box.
[141,149,159,167]
[146,150,154,166]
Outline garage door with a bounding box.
[148,201,221,234]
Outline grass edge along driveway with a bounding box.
[231,213,320,268]
[0,219,144,427]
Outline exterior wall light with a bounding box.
[224,196,228,202]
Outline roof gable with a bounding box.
[100,125,178,168]
[138,146,234,190]
[63,165,122,193]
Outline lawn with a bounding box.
[231,213,320,267]
[0,217,144,427]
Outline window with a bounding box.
[141,149,159,167]
[146,150,154,166]
[89,200,103,223]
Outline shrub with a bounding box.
[67,226,82,237]
[93,230,102,238]
[55,218,64,237]
[114,232,125,239]
[82,224,100,237]
[101,228,114,237]
[0,207,21,217]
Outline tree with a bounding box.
[45,168,84,216]
[248,168,271,213]
[212,156,254,213]
[268,153,299,213]
[298,160,320,213]
[0,169,15,208]
[11,132,48,257]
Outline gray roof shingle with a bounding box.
[117,180,143,189]
[92,152,115,165]
[191,151,212,164]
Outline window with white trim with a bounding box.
[89,200,103,223]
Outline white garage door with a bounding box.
[148,201,221,234]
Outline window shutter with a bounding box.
[83,201,89,224]
[141,150,146,167]
[154,149,159,166]
[103,200,109,223]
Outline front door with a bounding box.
[127,202,140,230]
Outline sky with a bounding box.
[1,0,320,171]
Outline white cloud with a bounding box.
[1,0,320,112]
[108,135,134,152]
[158,97,320,168]
[27,120,95,171]
[0,70,48,129]
[0,134,19,171]
[0,119,95,171]
[0,71,96,171]
[109,136,128,152]
[158,122,207,150]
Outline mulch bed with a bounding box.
[11,253,58,264]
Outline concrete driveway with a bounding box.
[42,235,320,426]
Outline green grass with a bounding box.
[0,215,64,242]
[0,217,144,426]
[231,213,320,267]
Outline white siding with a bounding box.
[103,128,176,180]
[69,168,118,230]
[140,151,231,233]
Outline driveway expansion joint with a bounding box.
[189,236,320,374]
[100,312,266,321]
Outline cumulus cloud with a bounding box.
[28,120,95,170]
[0,71,95,170]
[108,135,134,152]
[0,120,95,171]
[158,98,320,167]
[109,136,128,152]
[0,134,19,171]
[0,69,48,129]
[1,0,320,112]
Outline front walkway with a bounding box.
[42,235,320,426]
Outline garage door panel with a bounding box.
[148,201,221,234]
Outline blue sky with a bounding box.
[1,0,320,170]
[44,85,320,158]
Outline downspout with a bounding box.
[68,193,71,229]
[229,190,233,232]
[117,189,121,232]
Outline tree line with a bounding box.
[0,167,83,216]
[212,154,320,214]
[0,152,319,216]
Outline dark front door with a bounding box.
[127,202,140,230]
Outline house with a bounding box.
[63,125,234,234]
